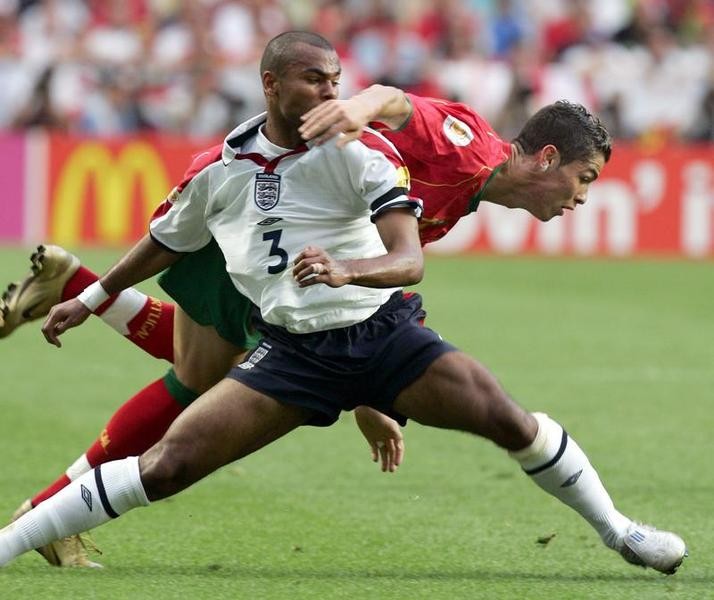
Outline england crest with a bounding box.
[254,173,281,210]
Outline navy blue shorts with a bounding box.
[227,292,457,427]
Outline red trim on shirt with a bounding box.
[176,144,223,193]
[358,130,405,170]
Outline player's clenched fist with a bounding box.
[292,246,350,288]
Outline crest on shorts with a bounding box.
[442,115,474,147]
[254,173,281,211]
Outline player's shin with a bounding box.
[0,458,149,566]
[509,412,630,549]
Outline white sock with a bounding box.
[0,457,149,566]
[98,288,147,335]
[510,413,631,549]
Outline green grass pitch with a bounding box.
[0,247,712,599]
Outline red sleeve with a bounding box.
[149,144,223,222]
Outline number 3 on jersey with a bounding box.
[262,229,288,274]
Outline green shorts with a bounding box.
[157,238,260,349]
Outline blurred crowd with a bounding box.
[1,0,713,141]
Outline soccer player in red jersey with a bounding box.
[299,84,606,243]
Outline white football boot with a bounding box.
[11,499,102,568]
[0,245,80,338]
[618,523,687,574]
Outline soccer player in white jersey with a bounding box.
[0,32,685,574]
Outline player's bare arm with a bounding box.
[293,208,422,288]
[42,235,181,347]
[299,84,412,147]
[354,406,404,473]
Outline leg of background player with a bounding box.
[12,306,245,566]
[0,245,175,361]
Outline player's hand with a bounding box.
[354,406,404,473]
[299,98,372,147]
[41,298,92,347]
[293,246,350,288]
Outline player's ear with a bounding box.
[263,71,278,97]
[538,145,559,171]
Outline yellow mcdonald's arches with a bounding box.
[52,141,170,245]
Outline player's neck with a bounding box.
[263,118,303,150]
[482,143,541,211]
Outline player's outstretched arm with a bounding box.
[354,406,404,473]
[299,84,412,147]
[41,235,180,347]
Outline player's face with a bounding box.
[275,45,341,128]
[530,153,605,221]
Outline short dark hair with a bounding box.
[514,100,612,164]
[260,31,335,77]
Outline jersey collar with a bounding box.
[221,112,319,165]
[222,112,268,165]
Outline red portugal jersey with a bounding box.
[382,94,511,245]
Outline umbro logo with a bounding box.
[560,469,583,488]
[257,217,283,226]
[80,484,93,511]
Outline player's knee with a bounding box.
[139,440,196,501]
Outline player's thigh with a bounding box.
[392,351,534,446]
[172,305,246,392]
[140,378,311,499]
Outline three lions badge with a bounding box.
[255,173,281,210]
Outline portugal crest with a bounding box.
[442,115,474,147]
[254,173,281,210]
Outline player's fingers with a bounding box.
[300,99,337,122]
[311,124,345,146]
[376,440,387,472]
[299,105,341,139]
[41,318,62,347]
[370,443,378,463]
[386,439,398,472]
[296,266,330,288]
[335,130,361,149]
[293,247,322,264]
[292,255,321,273]
[394,438,404,467]
[293,259,325,279]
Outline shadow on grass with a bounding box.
[31,564,705,585]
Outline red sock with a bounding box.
[125,298,175,362]
[31,475,71,506]
[60,266,175,361]
[61,266,100,303]
[84,378,184,464]
[30,378,184,506]
[32,379,184,506]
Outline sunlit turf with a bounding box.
[1,247,712,599]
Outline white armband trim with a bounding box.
[76,281,110,312]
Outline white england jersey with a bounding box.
[150,113,421,333]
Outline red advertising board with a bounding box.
[422,143,714,258]
[1,133,711,256]
[45,134,216,246]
